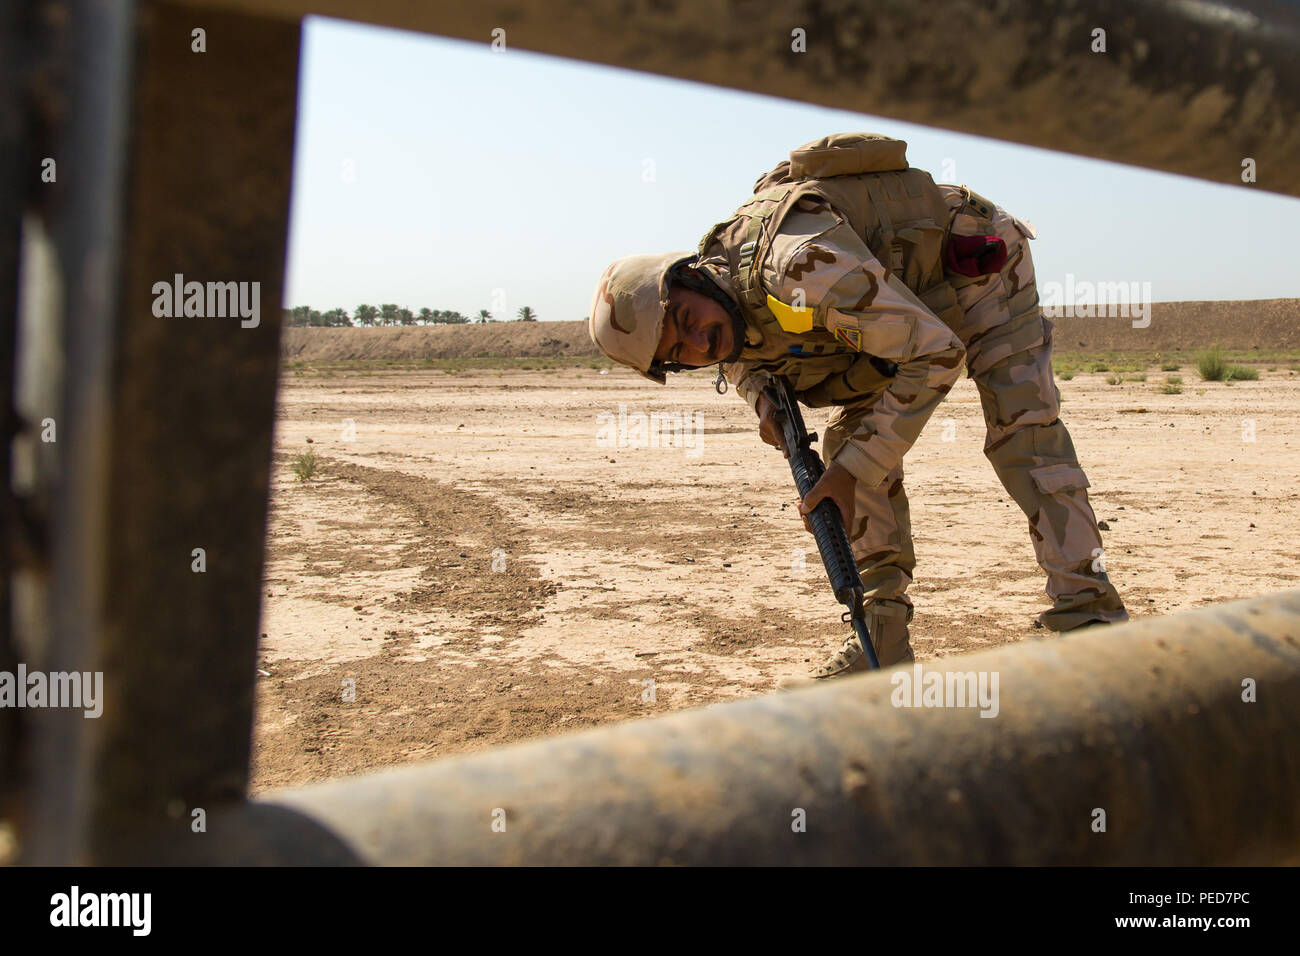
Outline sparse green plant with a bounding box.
[1196,347,1228,381]
[1224,364,1259,381]
[1105,374,1123,386]
[292,447,319,482]
[1090,362,1111,373]
[1059,370,1075,381]
[1160,362,1181,372]
[1125,373,1147,382]
[1160,383,1182,394]
[1165,375,1182,385]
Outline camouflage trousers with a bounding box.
[822,205,1128,632]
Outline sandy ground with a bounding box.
[251,364,1300,792]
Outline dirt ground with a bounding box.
[251,363,1300,792]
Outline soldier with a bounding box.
[589,133,1127,683]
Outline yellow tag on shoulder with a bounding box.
[765,294,814,334]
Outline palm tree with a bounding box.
[354,304,378,327]
[516,306,537,322]
[478,309,492,324]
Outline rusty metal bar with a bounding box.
[239,591,1300,865]
[80,1,300,864]
[174,0,1300,199]
[14,0,301,864]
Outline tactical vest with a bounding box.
[697,134,970,406]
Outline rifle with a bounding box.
[762,376,879,670]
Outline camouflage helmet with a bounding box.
[589,251,695,384]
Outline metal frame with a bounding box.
[3,0,1298,865]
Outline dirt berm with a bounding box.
[281,298,1300,362]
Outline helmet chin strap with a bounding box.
[711,310,748,393]
[651,361,729,394]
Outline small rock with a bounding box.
[1098,520,1110,530]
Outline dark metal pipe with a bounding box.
[0,0,25,821]
[244,591,1300,865]
[20,0,139,866]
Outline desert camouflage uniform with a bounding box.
[699,186,1127,646]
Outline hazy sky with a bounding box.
[284,16,1299,320]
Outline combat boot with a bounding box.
[776,600,914,690]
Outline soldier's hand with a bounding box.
[756,393,786,457]
[800,461,857,532]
